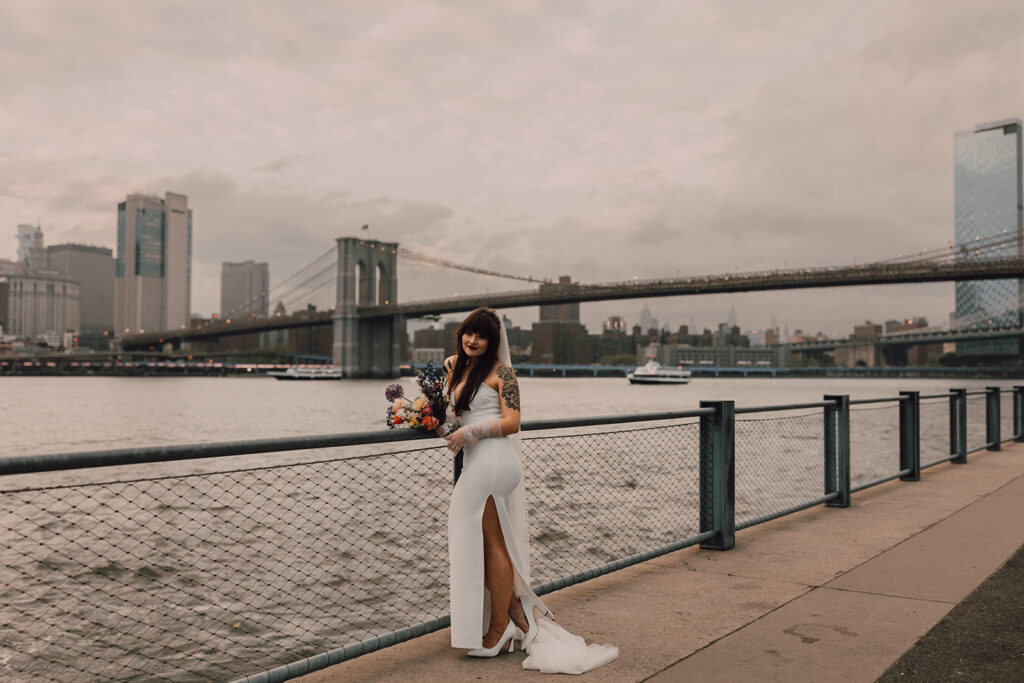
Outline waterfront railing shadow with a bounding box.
[1,387,1021,683]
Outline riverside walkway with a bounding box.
[300,444,1024,682]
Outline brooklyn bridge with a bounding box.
[119,233,1024,377]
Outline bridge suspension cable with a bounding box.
[874,231,1021,266]
[276,262,338,311]
[210,246,337,324]
[396,246,549,284]
[348,238,550,283]
[201,229,1024,330]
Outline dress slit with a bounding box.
[481,494,532,616]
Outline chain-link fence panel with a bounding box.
[523,422,702,583]
[733,412,824,528]
[920,397,952,467]
[849,403,901,485]
[0,447,454,683]
[965,394,989,451]
[0,419,704,682]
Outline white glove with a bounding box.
[446,419,502,452]
[436,405,461,438]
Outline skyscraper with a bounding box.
[539,276,580,323]
[17,224,46,270]
[953,119,1023,357]
[114,192,192,334]
[638,302,659,334]
[221,260,269,317]
[48,243,115,348]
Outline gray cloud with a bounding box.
[0,1,1020,333]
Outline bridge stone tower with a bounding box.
[333,237,402,378]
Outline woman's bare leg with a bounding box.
[508,597,528,632]
[481,496,514,648]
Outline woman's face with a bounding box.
[461,331,489,358]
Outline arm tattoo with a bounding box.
[496,365,520,412]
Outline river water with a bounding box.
[0,375,1016,681]
[1,374,1013,456]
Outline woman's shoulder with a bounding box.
[443,355,456,371]
[492,361,516,380]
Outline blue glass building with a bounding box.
[953,119,1023,358]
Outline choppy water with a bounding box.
[0,376,1015,681]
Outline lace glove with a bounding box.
[436,405,461,438]
[446,419,502,452]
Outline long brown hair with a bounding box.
[448,308,500,415]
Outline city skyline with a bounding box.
[2,2,1023,336]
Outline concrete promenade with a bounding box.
[301,445,1024,682]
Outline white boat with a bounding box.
[626,361,691,384]
[268,366,342,380]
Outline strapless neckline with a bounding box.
[453,381,498,406]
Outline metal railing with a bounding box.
[1,387,1022,682]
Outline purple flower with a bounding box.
[385,383,405,402]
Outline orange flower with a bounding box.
[392,414,403,425]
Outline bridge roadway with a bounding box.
[364,257,1024,318]
[120,258,1024,349]
[788,325,1024,352]
[299,445,1024,683]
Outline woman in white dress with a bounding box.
[441,308,550,656]
[440,308,619,671]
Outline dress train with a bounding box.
[522,617,620,674]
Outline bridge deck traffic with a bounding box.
[298,444,1024,682]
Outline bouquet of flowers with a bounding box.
[385,361,448,432]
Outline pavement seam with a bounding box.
[639,584,815,681]
[815,585,958,606]
[820,464,1024,590]
[640,460,1024,682]
[638,583,956,682]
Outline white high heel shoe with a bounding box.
[516,594,550,651]
[467,620,517,657]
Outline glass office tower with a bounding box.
[114,192,192,335]
[954,119,1023,358]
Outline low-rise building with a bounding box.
[0,260,80,342]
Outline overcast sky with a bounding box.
[2,1,1022,336]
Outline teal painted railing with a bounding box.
[1,387,1021,682]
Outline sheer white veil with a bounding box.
[496,313,513,368]
[497,314,533,586]
[493,313,620,673]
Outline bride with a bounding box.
[440,308,618,672]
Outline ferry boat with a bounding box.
[626,361,692,385]
[268,366,342,380]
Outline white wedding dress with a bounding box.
[447,383,619,674]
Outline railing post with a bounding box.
[986,386,1001,451]
[1015,386,1024,442]
[824,395,850,507]
[699,400,735,551]
[899,391,920,481]
[950,389,967,464]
